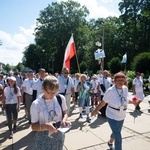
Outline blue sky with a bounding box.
[0,0,121,66]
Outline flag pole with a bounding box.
[75,51,80,73]
[125,52,127,73]
[72,33,80,73]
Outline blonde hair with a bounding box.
[42,75,59,90]
[80,74,87,81]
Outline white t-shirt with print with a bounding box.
[103,85,129,121]
[30,94,67,124]
[4,86,21,104]
[32,78,43,98]
[90,79,99,93]
[74,78,80,92]
[22,78,35,95]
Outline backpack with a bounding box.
[56,94,64,118]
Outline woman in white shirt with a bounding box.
[30,75,71,150]
[132,72,145,110]
[91,72,135,150]
[2,76,21,139]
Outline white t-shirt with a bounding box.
[4,86,21,104]
[30,94,67,124]
[90,79,99,93]
[74,78,80,92]
[32,78,43,98]
[99,77,110,95]
[132,78,143,93]
[103,85,129,121]
[22,78,36,95]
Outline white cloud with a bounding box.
[0,25,35,66]
[57,0,120,18]
[0,0,120,66]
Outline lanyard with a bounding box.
[43,98,57,122]
[115,85,124,105]
[29,79,33,87]
[9,87,14,94]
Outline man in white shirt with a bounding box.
[21,69,35,123]
[58,68,75,115]
[33,68,46,100]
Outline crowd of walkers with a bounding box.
[0,68,149,150]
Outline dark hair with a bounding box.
[136,72,141,76]
[14,82,18,94]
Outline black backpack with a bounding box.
[56,94,64,118]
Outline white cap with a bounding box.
[8,76,16,81]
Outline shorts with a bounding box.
[136,92,145,101]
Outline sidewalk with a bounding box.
[0,93,150,150]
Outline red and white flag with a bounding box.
[62,34,76,70]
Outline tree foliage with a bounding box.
[3,64,11,72]
[108,57,122,74]
[132,52,150,74]
[21,0,150,75]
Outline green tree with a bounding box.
[14,63,24,72]
[108,57,122,74]
[3,63,11,72]
[22,44,42,72]
[34,0,89,73]
[118,0,150,68]
[132,52,150,74]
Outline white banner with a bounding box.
[94,48,105,60]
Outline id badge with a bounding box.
[9,93,13,100]
[64,85,67,89]
[29,88,33,95]
[120,106,124,113]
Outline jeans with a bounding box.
[6,104,18,132]
[107,117,124,150]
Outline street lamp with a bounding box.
[40,49,45,68]
[95,28,104,72]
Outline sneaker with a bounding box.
[86,116,91,122]
[107,141,113,150]
[9,131,13,139]
[79,113,83,118]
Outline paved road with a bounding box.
[0,92,150,150]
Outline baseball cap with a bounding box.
[39,68,46,72]
[28,69,34,73]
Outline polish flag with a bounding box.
[62,34,76,70]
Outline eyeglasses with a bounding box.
[44,88,58,96]
[116,79,125,82]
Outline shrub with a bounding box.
[108,57,122,74]
[132,52,150,75]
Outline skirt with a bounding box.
[33,130,65,150]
